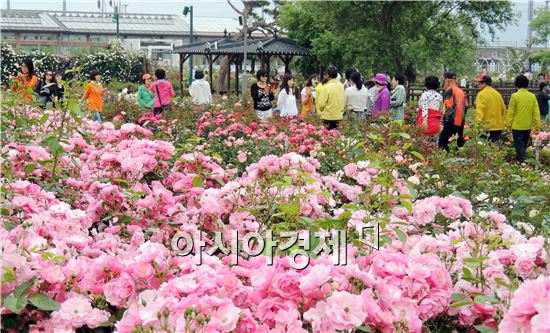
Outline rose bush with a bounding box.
[1,92,549,332]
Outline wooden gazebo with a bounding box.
[172,35,310,96]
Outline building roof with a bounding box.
[0,9,255,37]
[172,36,310,56]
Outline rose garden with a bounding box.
[2,1,550,332]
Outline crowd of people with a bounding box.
[8,57,549,163]
[250,66,547,163]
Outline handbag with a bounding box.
[442,93,456,125]
[155,84,172,111]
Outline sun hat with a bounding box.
[474,74,492,85]
[374,73,387,85]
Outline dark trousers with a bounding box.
[480,130,502,143]
[438,122,465,151]
[512,129,531,162]
[323,120,340,130]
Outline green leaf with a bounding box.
[39,113,49,124]
[357,325,372,332]
[3,220,14,231]
[3,296,28,312]
[451,293,466,301]
[398,132,411,139]
[394,228,407,243]
[13,279,35,298]
[474,325,497,333]
[28,294,60,311]
[25,164,36,174]
[2,267,15,283]
[381,235,392,246]
[449,299,473,308]
[410,151,425,161]
[401,200,413,212]
[1,208,11,216]
[474,295,490,304]
[192,176,202,187]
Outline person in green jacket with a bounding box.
[137,74,154,111]
[506,75,541,163]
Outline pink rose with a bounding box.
[104,274,136,307]
[514,256,534,277]
[325,291,367,330]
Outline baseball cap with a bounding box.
[474,74,492,85]
[444,72,457,80]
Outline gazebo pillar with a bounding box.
[179,54,191,96]
[251,57,256,75]
[226,55,232,96]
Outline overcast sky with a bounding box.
[2,0,548,46]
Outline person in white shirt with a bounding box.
[189,70,212,105]
[460,76,468,88]
[277,73,298,118]
[345,71,370,121]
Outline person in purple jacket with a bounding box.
[371,73,390,119]
[150,68,175,115]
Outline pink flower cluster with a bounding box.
[499,275,550,332]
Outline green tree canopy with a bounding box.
[278,1,515,80]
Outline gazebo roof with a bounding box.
[171,36,309,56]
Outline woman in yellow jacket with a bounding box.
[506,75,541,162]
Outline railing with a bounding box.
[407,86,540,107]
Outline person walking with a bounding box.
[390,73,407,121]
[460,76,468,89]
[536,82,549,122]
[137,74,155,112]
[251,68,275,122]
[150,68,175,116]
[189,70,212,106]
[506,75,541,163]
[371,73,390,119]
[11,58,39,104]
[277,73,298,118]
[474,74,506,142]
[415,75,443,137]
[438,72,469,151]
[317,66,345,130]
[34,70,58,109]
[82,70,105,122]
[345,71,369,121]
[301,74,318,117]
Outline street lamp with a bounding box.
[183,6,194,87]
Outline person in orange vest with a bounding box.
[82,70,105,122]
[11,58,39,104]
[438,71,469,151]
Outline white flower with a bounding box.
[476,193,489,202]
[407,175,420,185]
[479,210,489,218]
[529,210,540,218]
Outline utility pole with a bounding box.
[183,6,194,87]
[241,6,248,98]
[108,0,120,39]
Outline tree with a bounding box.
[278,1,515,81]
[215,0,281,93]
[529,6,550,72]
[530,6,550,46]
